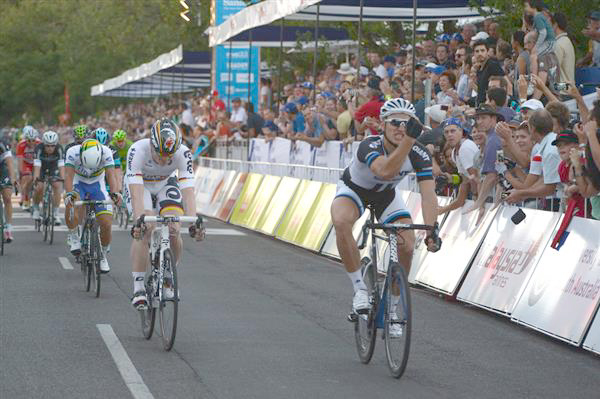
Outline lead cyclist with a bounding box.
[330,98,442,324]
[126,118,205,310]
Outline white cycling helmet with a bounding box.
[23,125,39,140]
[379,98,416,121]
[42,131,59,145]
[79,139,103,170]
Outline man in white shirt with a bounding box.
[368,52,388,80]
[551,12,575,85]
[229,97,247,128]
[505,109,561,205]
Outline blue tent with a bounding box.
[229,25,349,47]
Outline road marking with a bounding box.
[9,225,246,236]
[97,324,155,399]
[58,257,73,270]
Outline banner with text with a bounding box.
[583,311,600,355]
[511,216,600,345]
[457,206,560,315]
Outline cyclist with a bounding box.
[64,139,121,273]
[109,129,133,166]
[16,126,41,210]
[0,139,16,242]
[32,131,65,225]
[330,98,441,317]
[94,128,122,192]
[64,125,91,157]
[126,118,204,309]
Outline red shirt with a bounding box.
[212,99,226,112]
[558,160,584,217]
[354,96,384,136]
[16,139,41,165]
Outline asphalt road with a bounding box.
[1,204,598,399]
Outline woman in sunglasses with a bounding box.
[331,98,442,315]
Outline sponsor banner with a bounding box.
[206,170,238,218]
[215,45,260,110]
[193,166,212,193]
[314,141,344,169]
[256,176,301,235]
[217,172,247,221]
[276,180,323,244]
[248,138,269,162]
[229,173,264,226]
[457,206,560,315]
[196,168,226,214]
[583,311,600,355]
[341,141,360,168]
[296,183,337,251]
[290,140,314,166]
[415,202,498,294]
[269,137,292,164]
[241,174,281,230]
[511,216,600,345]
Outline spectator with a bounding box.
[244,102,264,139]
[472,40,505,106]
[488,22,500,47]
[576,11,600,67]
[486,87,516,122]
[230,98,247,127]
[336,98,353,142]
[260,78,272,111]
[496,39,513,73]
[383,55,396,79]
[349,78,384,137]
[419,104,448,151]
[294,109,327,148]
[505,109,561,207]
[461,23,477,45]
[412,81,426,124]
[511,31,530,96]
[550,12,575,87]
[520,98,544,120]
[455,44,473,103]
[281,102,305,138]
[435,44,456,70]
[394,49,408,66]
[436,71,459,105]
[545,101,569,134]
[211,90,226,113]
[368,53,387,80]
[450,33,464,53]
[422,40,436,61]
[552,130,585,216]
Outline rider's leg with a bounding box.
[130,210,154,294]
[331,196,363,290]
[21,174,32,204]
[32,181,43,215]
[97,212,112,248]
[2,187,12,225]
[52,181,62,208]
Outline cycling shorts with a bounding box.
[0,163,12,189]
[124,175,183,216]
[335,176,411,223]
[40,167,60,180]
[20,162,33,176]
[74,179,112,216]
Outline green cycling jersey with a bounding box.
[109,139,133,164]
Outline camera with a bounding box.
[553,82,570,91]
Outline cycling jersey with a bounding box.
[336,136,433,222]
[0,142,11,165]
[65,144,114,184]
[16,139,41,174]
[108,145,121,169]
[0,142,13,188]
[110,139,133,163]
[33,143,65,172]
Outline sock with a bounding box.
[348,270,367,293]
[133,272,145,292]
[390,295,401,315]
[5,224,11,231]
[102,245,110,256]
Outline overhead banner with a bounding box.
[583,311,600,355]
[511,216,600,345]
[296,183,337,251]
[276,180,323,244]
[457,206,560,315]
[215,45,260,109]
[256,176,301,235]
[415,202,498,295]
[229,173,264,226]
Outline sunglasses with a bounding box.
[387,118,409,127]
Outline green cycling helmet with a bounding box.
[113,129,127,141]
[73,125,90,140]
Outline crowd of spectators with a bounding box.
[3,3,599,219]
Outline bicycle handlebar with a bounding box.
[74,200,112,206]
[357,221,440,251]
[142,215,201,224]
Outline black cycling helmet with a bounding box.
[150,118,182,156]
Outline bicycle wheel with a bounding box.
[81,227,92,292]
[141,272,156,339]
[159,249,178,351]
[354,259,377,364]
[124,208,130,230]
[91,225,101,298]
[48,199,55,245]
[0,200,4,256]
[42,196,50,242]
[384,263,412,379]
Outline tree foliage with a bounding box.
[0,0,211,126]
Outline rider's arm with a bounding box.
[64,166,75,192]
[181,187,197,217]
[368,137,417,180]
[177,148,197,217]
[105,167,119,195]
[3,151,16,183]
[124,142,146,219]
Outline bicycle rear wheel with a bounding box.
[0,201,4,256]
[141,272,156,340]
[159,249,178,351]
[354,259,377,364]
[384,263,412,379]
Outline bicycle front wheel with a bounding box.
[91,226,101,298]
[384,263,412,379]
[0,201,4,256]
[159,249,178,351]
[48,196,55,245]
[354,259,377,364]
[141,273,156,340]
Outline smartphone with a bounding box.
[496,149,504,162]
[554,82,570,91]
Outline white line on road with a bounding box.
[97,324,154,399]
[58,257,73,270]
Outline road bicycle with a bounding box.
[36,175,63,244]
[0,191,4,256]
[116,201,130,229]
[73,199,112,298]
[137,214,204,351]
[348,206,439,378]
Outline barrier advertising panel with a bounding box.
[314,141,344,169]
[511,216,600,345]
[248,138,269,163]
[457,206,560,315]
[256,176,301,235]
[196,168,225,212]
[415,202,498,294]
[241,175,281,230]
[205,170,238,218]
[583,311,600,355]
[217,172,247,221]
[229,173,264,226]
[320,210,371,259]
[296,183,337,251]
[276,180,323,244]
[290,141,313,166]
[269,138,292,164]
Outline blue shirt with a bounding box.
[481,128,502,175]
[306,117,323,138]
[292,113,305,134]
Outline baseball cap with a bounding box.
[296,96,309,106]
[425,104,448,124]
[425,63,446,75]
[551,130,579,145]
[520,99,544,111]
[383,55,396,63]
[588,11,600,20]
[263,121,279,133]
[283,102,298,113]
[302,82,314,89]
